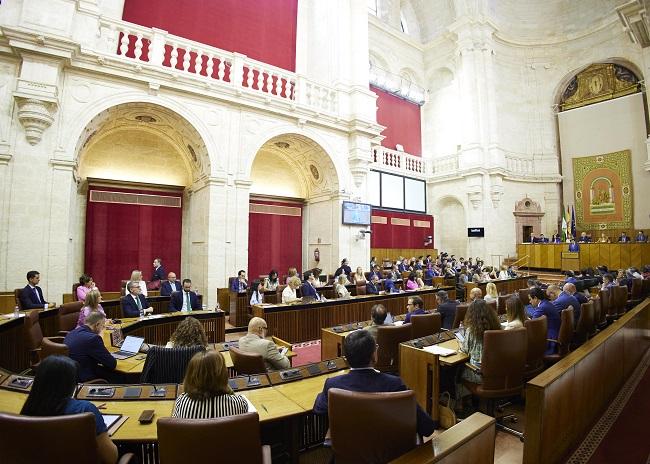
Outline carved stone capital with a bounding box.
[14,97,57,145]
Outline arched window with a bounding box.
[559,63,640,111]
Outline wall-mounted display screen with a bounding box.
[342,201,372,226]
[468,227,485,237]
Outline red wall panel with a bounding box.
[85,186,183,291]
[122,0,298,71]
[370,209,434,249]
[248,200,302,282]
[371,85,422,156]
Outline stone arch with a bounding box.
[369,50,393,75]
[433,195,467,257]
[62,92,215,179]
[428,67,455,93]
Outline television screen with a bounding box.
[342,202,372,226]
[468,227,484,237]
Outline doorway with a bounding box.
[523,226,533,243]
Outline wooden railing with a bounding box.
[523,299,650,464]
[510,254,530,276]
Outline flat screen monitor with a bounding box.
[468,227,484,237]
[342,202,371,226]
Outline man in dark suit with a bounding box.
[169,279,201,312]
[568,239,580,252]
[538,234,549,243]
[365,274,380,295]
[564,282,589,305]
[635,230,647,243]
[404,296,425,323]
[152,258,166,282]
[64,312,117,382]
[578,232,591,243]
[230,270,248,292]
[547,284,581,322]
[20,270,54,309]
[160,272,180,296]
[436,290,459,329]
[121,281,154,318]
[369,265,383,281]
[313,329,436,438]
[300,271,323,301]
[618,232,631,243]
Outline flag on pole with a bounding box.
[561,216,568,242]
[565,206,572,239]
[571,205,576,239]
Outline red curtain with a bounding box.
[248,200,302,282]
[122,0,298,71]
[370,210,434,249]
[371,85,422,156]
[85,186,183,291]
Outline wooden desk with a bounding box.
[399,338,468,422]
[516,242,650,270]
[229,290,250,327]
[253,286,454,344]
[464,275,535,297]
[272,370,348,410]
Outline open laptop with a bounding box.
[111,336,145,360]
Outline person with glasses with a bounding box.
[404,296,425,323]
[238,317,290,370]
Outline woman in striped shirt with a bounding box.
[172,350,249,419]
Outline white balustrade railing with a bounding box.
[97,18,337,114]
[505,154,536,176]
[431,154,459,175]
[371,146,427,176]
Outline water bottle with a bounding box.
[215,302,221,311]
[202,304,207,312]
[13,305,19,318]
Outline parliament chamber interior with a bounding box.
[1,0,650,463]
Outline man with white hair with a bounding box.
[238,317,290,371]
[548,284,581,322]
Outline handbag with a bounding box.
[439,391,457,429]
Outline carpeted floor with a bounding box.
[568,348,650,464]
[291,340,322,366]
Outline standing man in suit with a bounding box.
[169,279,201,312]
[300,271,323,301]
[568,239,580,252]
[313,329,436,438]
[160,272,180,296]
[366,274,381,295]
[231,270,248,292]
[121,281,153,318]
[64,312,117,382]
[20,270,55,309]
[618,232,631,243]
[238,317,290,371]
[436,290,459,330]
[152,258,166,283]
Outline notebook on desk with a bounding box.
[111,336,145,360]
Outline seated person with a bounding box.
[468,287,483,302]
[564,282,589,305]
[365,274,381,295]
[484,282,498,303]
[334,274,350,299]
[250,280,264,305]
[618,232,631,243]
[173,350,249,419]
[383,277,398,294]
[264,270,280,291]
[435,290,459,329]
[528,287,560,354]
[405,272,419,290]
[21,355,118,464]
[369,265,383,281]
[77,274,98,302]
[169,279,201,312]
[389,264,401,281]
[351,266,366,284]
[415,270,425,288]
[457,299,502,399]
[404,296,425,323]
[126,269,147,297]
[550,233,562,243]
[301,271,323,301]
[311,268,326,288]
[166,316,208,348]
[313,329,436,438]
[160,272,180,296]
[600,273,616,290]
[363,304,392,339]
[397,258,411,273]
[231,270,248,292]
[537,234,549,243]
[334,258,352,278]
[504,296,528,330]
[497,265,509,279]
[121,281,154,317]
[547,284,581,322]
[636,230,647,243]
[285,267,298,285]
[564,271,577,284]
[282,277,302,303]
[597,232,608,243]
[238,317,290,371]
[77,289,106,327]
[64,312,117,382]
[20,270,54,310]
[577,232,591,243]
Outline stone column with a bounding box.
[0,151,12,290]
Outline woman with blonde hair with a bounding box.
[282,276,302,303]
[76,289,107,327]
[351,266,366,284]
[166,316,208,348]
[172,350,249,419]
[415,269,425,288]
[335,274,351,298]
[285,267,298,285]
[484,282,498,303]
[126,269,147,297]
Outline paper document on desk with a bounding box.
[422,345,456,357]
[243,395,258,413]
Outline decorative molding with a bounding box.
[14,97,57,145]
[0,153,12,166]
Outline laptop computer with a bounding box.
[111,336,145,360]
